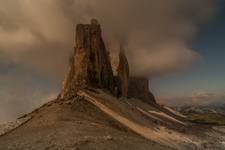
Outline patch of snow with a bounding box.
[124,100,164,123]
[164,106,187,118]
[155,126,202,149]
[79,90,225,150]
[78,91,196,149]
[136,107,164,122]
[149,110,186,125]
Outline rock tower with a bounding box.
[61,19,114,98]
[60,19,156,104]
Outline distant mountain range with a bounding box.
[175,104,225,115]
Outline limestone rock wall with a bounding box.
[128,77,156,104]
[75,21,114,89]
[60,19,156,104]
[61,19,114,98]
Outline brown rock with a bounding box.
[128,77,156,104]
[61,19,114,98]
[117,47,129,97]
[60,19,156,104]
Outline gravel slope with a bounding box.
[0,94,171,150]
[0,89,225,150]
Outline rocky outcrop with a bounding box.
[60,19,156,104]
[61,19,114,98]
[128,77,156,104]
[117,48,129,97]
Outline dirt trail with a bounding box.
[78,91,189,149]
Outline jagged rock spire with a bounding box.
[60,19,156,104]
[117,45,130,97]
[61,19,114,98]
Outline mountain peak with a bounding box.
[60,19,115,98]
[60,19,155,103]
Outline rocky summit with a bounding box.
[60,19,155,103]
[60,19,115,98]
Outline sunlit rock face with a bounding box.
[61,19,114,98]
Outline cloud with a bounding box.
[191,91,215,100]
[190,91,225,106]
[0,0,218,78]
[0,0,219,122]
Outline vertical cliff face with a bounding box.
[60,19,156,104]
[128,77,156,103]
[61,56,76,98]
[75,19,114,88]
[61,19,114,98]
[117,48,129,97]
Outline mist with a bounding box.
[0,0,219,122]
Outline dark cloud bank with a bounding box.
[0,0,219,122]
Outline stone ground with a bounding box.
[0,89,224,150]
[0,95,171,150]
